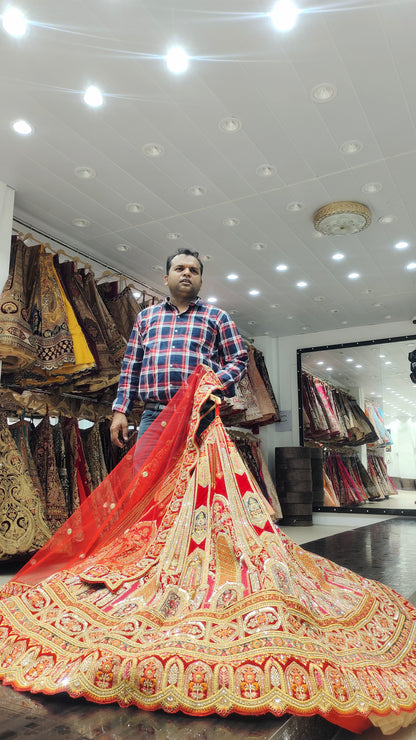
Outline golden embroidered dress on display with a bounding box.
[0,368,416,736]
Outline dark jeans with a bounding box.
[137,405,216,440]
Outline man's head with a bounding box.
[164,249,203,306]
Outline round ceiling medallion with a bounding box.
[313,201,371,235]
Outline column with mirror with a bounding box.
[297,334,416,515]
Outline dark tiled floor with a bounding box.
[0,517,415,739]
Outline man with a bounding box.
[110,248,248,446]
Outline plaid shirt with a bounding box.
[112,298,248,413]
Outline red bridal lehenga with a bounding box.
[1,367,416,736]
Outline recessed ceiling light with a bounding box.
[379,354,386,358]
[152,264,164,271]
[395,241,409,249]
[248,320,256,326]
[207,296,217,303]
[116,244,129,252]
[329,308,339,313]
[270,303,279,308]
[313,296,325,302]
[296,281,308,288]
[227,273,239,280]
[373,302,383,307]
[317,361,324,365]
[270,0,300,31]
[167,232,181,240]
[187,185,206,196]
[223,217,240,227]
[347,272,360,279]
[346,358,353,362]
[378,214,397,224]
[361,182,382,193]
[340,140,363,154]
[385,361,392,365]
[406,262,416,270]
[311,83,337,103]
[74,166,96,179]
[219,117,242,133]
[355,364,362,368]
[126,202,144,213]
[143,143,164,157]
[166,46,189,74]
[12,119,32,135]
[276,264,288,271]
[249,289,260,296]
[332,253,344,261]
[326,366,333,371]
[72,218,90,228]
[256,164,277,177]
[83,86,103,107]
[286,201,303,212]
[252,242,266,251]
[202,254,212,261]
[2,6,27,36]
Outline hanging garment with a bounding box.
[9,418,47,513]
[246,347,279,426]
[252,348,280,421]
[1,368,416,735]
[98,282,142,342]
[56,260,121,392]
[0,414,50,558]
[52,420,72,518]
[29,415,69,534]
[61,417,92,512]
[0,237,36,372]
[81,271,126,367]
[80,422,108,491]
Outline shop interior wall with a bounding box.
[254,320,414,481]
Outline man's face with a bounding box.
[164,254,202,303]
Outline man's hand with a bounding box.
[110,411,128,448]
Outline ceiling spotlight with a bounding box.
[72,218,90,228]
[12,119,32,135]
[84,86,103,107]
[166,46,189,74]
[219,117,242,133]
[143,143,164,157]
[227,273,239,280]
[223,217,240,227]
[340,140,363,155]
[256,164,276,177]
[167,232,181,240]
[270,0,300,31]
[276,264,288,271]
[361,182,382,193]
[207,296,217,303]
[379,214,397,224]
[248,321,256,326]
[286,201,303,212]
[311,83,337,103]
[252,242,266,251]
[187,185,206,196]
[406,262,416,270]
[314,201,371,236]
[116,244,129,252]
[249,289,260,296]
[296,281,308,288]
[332,253,345,261]
[74,166,96,179]
[348,272,360,279]
[125,202,144,214]
[395,241,409,249]
[2,6,27,36]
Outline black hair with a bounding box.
[166,248,203,276]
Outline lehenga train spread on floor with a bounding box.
[0,367,416,736]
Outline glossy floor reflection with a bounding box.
[1,517,416,740]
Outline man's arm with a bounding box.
[215,312,248,396]
[111,319,144,445]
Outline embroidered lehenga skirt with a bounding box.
[0,367,416,736]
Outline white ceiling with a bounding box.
[2,0,416,341]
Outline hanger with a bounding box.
[97,269,125,283]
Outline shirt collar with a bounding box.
[164,296,201,310]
